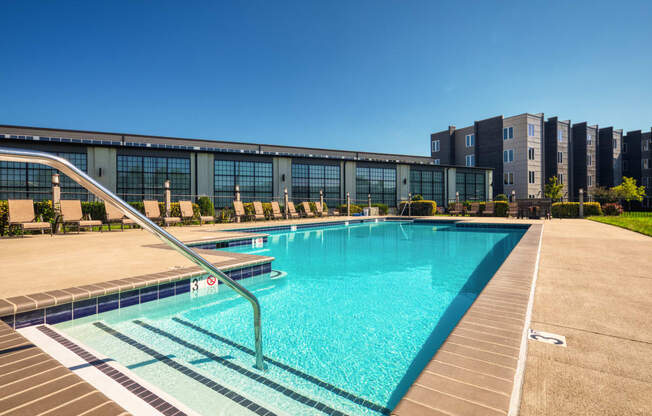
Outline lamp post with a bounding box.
[52,173,61,233]
[235,185,241,223]
[319,189,324,216]
[164,180,171,217]
[347,192,350,216]
[284,188,289,219]
[579,188,584,218]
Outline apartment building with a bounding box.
[0,125,493,210]
[431,113,545,199]
[571,122,599,200]
[598,127,623,187]
[623,128,652,207]
[544,117,571,199]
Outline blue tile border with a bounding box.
[0,261,273,329]
[45,303,72,325]
[229,218,386,234]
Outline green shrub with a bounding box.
[398,200,437,216]
[494,201,509,217]
[0,201,9,236]
[602,202,624,216]
[337,204,363,214]
[129,201,145,214]
[411,194,423,201]
[198,196,214,216]
[552,202,602,218]
[495,194,508,202]
[81,201,106,220]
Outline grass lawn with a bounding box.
[588,215,652,237]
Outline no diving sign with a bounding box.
[528,329,567,347]
[191,275,219,298]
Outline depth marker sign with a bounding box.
[528,329,566,347]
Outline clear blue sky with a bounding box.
[1,1,651,156]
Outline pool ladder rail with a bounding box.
[0,147,266,371]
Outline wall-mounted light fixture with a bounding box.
[281,174,286,182]
[98,167,103,177]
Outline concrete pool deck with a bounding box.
[0,216,650,415]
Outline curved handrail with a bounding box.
[0,147,265,370]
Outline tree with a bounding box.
[611,177,646,210]
[591,186,618,203]
[544,176,563,201]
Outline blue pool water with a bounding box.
[56,221,525,415]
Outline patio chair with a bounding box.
[448,202,464,216]
[286,202,300,219]
[7,199,52,237]
[508,202,518,218]
[483,202,495,216]
[179,200,214,225]
[60,200,102,233]
[301,202,315,218]
[252,201,266,221]
[314,202,327,217]
[467,203,480,216]
[233,200,250,222]
[144,200,181,226]
[270,201,283,219]
[104,202,135,231]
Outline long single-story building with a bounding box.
[0,125,493,210]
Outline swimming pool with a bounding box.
[55,221,525,415]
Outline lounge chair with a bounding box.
[467,203,480,216]
[270,201,283,219]
[301,202,315,218]
[314,202,326,217]
[233,200,249,222]
[448,202,464,216]
[144,200,181,226]
[483,202,495,216]
[286,202,300,219]
[179,200,214,225]
[508,202,518,218]
[7,199,52,237]
[60,200,102,233]
[252,201,266,221]
[104,202,135,231]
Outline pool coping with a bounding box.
[392,222,543,416]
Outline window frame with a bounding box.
[465,134,475,148]
[432,140,440,153]
[503,126,514,140]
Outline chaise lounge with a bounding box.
[252,201,266,221]
[286,202,300,219]
[483,201,495,216]
[60,200,103,233]
[270,201,283,219]
[467,203,480,216]
[233,200,249,222]
[104,202,135,231]
[448,202,464,216]
[301,202,315,218]
[144,200,181,227]
[7,199,52,237]
[180,200,214,225]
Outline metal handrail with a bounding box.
[0,147,265,370]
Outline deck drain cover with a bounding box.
[528,329,566,347]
